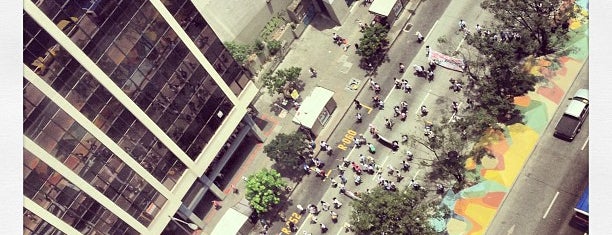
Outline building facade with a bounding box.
[23,0,262,234]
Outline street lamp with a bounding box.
[169,216,199,231]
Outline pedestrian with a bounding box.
[320,141,328,151]
[354,99,362,110]
[367,143,376,154]
[416,31,424,43]
[429,60,437,71]
[309,67,317,78]
[374,83,381,94]
[337,164,345,174]
[321,201,330,211]
[425,45,430,57]
[355,112,362,123]
[452,101,459,113]
[400,112,407,121]
[330,211,338,222]
[459,19,466,30]
[378,100,384,110]
[354,43,359,51]
[420,105,428,116]
[466,98,474,109]
[399,63,406,73]
[333,197,343,208]
[413,64,423,76]
[311,215,318,223]
[320,223,328,232]
[475,24,482,34]
[297,204,305,214]
[368,124,377,135]
[427,70,434,81]
[385,118,393,129]
[358,20,366,31]
[339,174,347,184]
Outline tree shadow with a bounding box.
[271,161,305,183]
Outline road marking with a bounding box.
[455,37,465,51]
[542,191,559,219]
[296,213,312,234]
[507,224,515,234]
[415,90,431,115]
[323,169,332,181]
[361,104,373,114]
[581,137,589,151]
[425,20,439,41]
[383,86,395,103]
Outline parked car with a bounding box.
[554,89,589,141]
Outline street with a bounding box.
[274,0,496,234]
[486,61,589,235]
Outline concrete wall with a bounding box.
[195,0,294,44]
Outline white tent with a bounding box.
[210,199,253,235]
[210,208,249,235]
[293,87,335,130]
[368,0,398,16]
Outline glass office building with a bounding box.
[23,0,263,234]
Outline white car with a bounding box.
[554,89,589,141]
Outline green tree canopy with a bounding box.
[245,168,287,214]
[357,24,389,65]
[261,66,302,96]
[225,41,253,64]
[350,188,439,235]
[263,131,307,170]
[480,0,579,56]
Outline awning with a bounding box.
[368,0,398,17]
[293,87,334,129]
[210,198,252,235]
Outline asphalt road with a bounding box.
[486,60,589,235]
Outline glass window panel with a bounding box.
[105,44,126,67]
[78,15,97,36]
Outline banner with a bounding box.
[429,50,465,72]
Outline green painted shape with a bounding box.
[516,100,549,134]
[459,180,508,199]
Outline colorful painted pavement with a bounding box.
[443,1,589,234]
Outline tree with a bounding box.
[245,168,287,214]
[357,23,389,67]
[261,66,302,96]
[350,187,440,235]
[263,131,308,170]
[480,0,579,56]
[225,41,253,64]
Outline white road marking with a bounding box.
[425,20,439,41]
[455,37,465,51]
[383,86,395,103]
[581,137,589,151]
[507,224,515,234]
[542,191,559,219]
[415,90,431,115]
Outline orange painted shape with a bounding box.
[482,192,506,208]
[536,83,564,104]
[513,96,531,107]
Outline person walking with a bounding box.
[451,101,459,113]
[321,201,330,211]
[309,67,317,78]
[320,223,328,232]
[399,63,406,73]
[416,31,424,43]
[354,99,362,110]
[425,45,430,57]
[333,197,343,208]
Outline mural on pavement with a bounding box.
[443,0,589,234]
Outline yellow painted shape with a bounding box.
[446,218,468,235]
[529,65,543,77]
[551,58,583,91]
[480,155,499,170]
[483,124,539,186]
[465,157,476,170]
[465,203,497,235]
